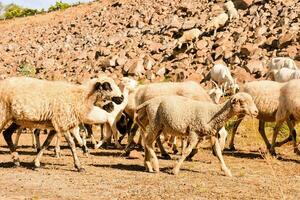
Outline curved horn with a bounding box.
[212,80,219,88]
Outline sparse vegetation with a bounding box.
[0,1,83,20]
[1,4,40,19]
[48,1,71,12]
[17,62,36,77]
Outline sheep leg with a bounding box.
[54,135,61,158]
[270,122,283,156]
[228,116,244,150]
[33,129,41,151]
[62,131,85,172]
[173,131,198,175]
[156,137,171,160]
[34,130,56,168]
[71,127,89,155]
[145,130,161,173]
[3,123,21,166]
[95,124,112,149]
[211,136,232,177]
[124,123,139,155]
[274,129,295,147]
[171,136,179,155]
[258,120,271,149]
[111,125,122,149]
[14,128,22,147]
[286,119,300,155]
[84,124,97,146]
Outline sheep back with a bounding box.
[276,79,300,122]
[240,80,285,121]
[155,96,221,136]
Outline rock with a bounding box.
[182,19,197,30]
[187,72,203,82]
[232,0,254,10]
[244,59,264,74]
[156,67,166,77]
[285,45,299,59]
[240,43,258,57]
[232,67,254,83]
[128,150,143,160]
[128,56,145,76]
[196,39,208,50]
[144,55,155,70]
[279,32,296,48]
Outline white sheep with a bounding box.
[0,76,123,171]
[266,57,298,78]
[273,79,300,155]
[91,77,138,149]
[210,63,239,94]
[229,80,296,154]
[176,28,202,49]
[135,95,229,160]
[124,80,215,156]
[208,81,225,104]
[137,93,258,176]
[207,12,229,37]
[224,1,239,21]
[271,68,300,82]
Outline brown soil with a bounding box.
[0,121,299,200]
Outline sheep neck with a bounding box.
[208,100,234,131]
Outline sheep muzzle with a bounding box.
[112,95,124,105]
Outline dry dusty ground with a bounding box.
[0,119,299,200]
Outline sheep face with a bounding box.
[208,87,224,104]
[94,77,124,105]
[230,92,258,117]
[120,77,138,92]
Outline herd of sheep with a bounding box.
[0,56,299,177]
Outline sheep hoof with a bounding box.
[225,170,233,177]
[294,149,300,155]
[34,160,41,168]
[13,161,20,167]
[269,149,277,157]
[228,146,236,151]
[161,154,171,160]
[77,167,86,172]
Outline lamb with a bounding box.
[224,1,239,21]
[124,79,215,155]
[207,13,229,37]
[272,79,300,155]
[135,96,229,160]
[137,93,258,176]
[204,63,239,94]
[176,28,202,49]
[0,76,123,171]
[271,68,300,82]
[229,80,296,154]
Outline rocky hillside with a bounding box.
[0,0,299,86]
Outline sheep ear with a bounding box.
[100,82,113,91]
[102,102,114,113]
[231,96,240,105]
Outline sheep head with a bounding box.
[88,77,124,107]
[208,81,225,104]
[120,77,138,92]
[230,92,258,117]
